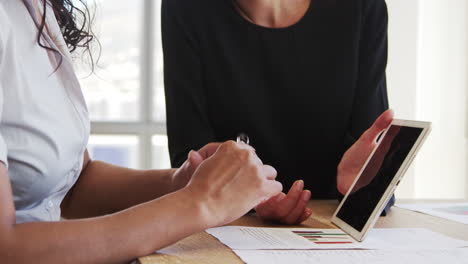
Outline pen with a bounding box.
[236,133,250,145]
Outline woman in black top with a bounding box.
[162,0,392,224]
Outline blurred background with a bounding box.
[74,0,468,199]
[74,0,169,171]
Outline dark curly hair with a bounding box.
[29,0,98,69]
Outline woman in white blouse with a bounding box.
[0,1,283,262]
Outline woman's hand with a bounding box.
[337,110,394,195]
[184,141,283,227]
[255,180,312,225]
[171,143,222,190]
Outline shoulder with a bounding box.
[161,0,227,42]
[332,0,387,14]
[0,3,13,61]
[329,0,387,27]
[361,0,387,9]
[0,3,12,36]
[162,0,201,11]
[0,2,15,28]
[314,0,386,22]
[162,0,211,18]
[321,0,386,13]
[162,0,223,24]
[360,0,388,18]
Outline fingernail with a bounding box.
[186,150,195,168]
[296,180,304,190]
[302,191,311,202]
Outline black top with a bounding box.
[162,0,389,199]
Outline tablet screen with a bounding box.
[336,125,423,232]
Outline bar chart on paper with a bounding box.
[206,226,468,250]
[206,226,361,250]
[291,230,354,244]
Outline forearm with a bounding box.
[3,189,208,264]
[62,160,178,219]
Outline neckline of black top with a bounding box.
[225,0,315,32]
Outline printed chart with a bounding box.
[292,230,355,245]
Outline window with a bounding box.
[76,0,169,169]
[387,0,468,199]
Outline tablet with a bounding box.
[331,119,431,242]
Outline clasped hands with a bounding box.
[172,110,394,225]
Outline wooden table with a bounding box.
[137,200,468,264]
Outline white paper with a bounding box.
[396,203,468,225]
[206,226,468,250]
[233,249,468,264]
[362,228,468,250]
[207,227,355,250]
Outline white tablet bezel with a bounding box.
[331,119,432,242]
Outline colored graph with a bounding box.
[292,230,355,244]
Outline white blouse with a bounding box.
[0,0,90,223]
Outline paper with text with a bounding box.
[233,249,468,264]
[206,226,468,250]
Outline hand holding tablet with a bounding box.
[332,118,431,242]
[337,110,395,195]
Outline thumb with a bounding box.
[362,109,394,144]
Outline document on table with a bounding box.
[396,203,468,224]
[206,226,468,250]
[232,249,468,264]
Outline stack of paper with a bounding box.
[396,203,468,225]
[233,249,468,264]
[206,226,468,264]
[206,226,468,250]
